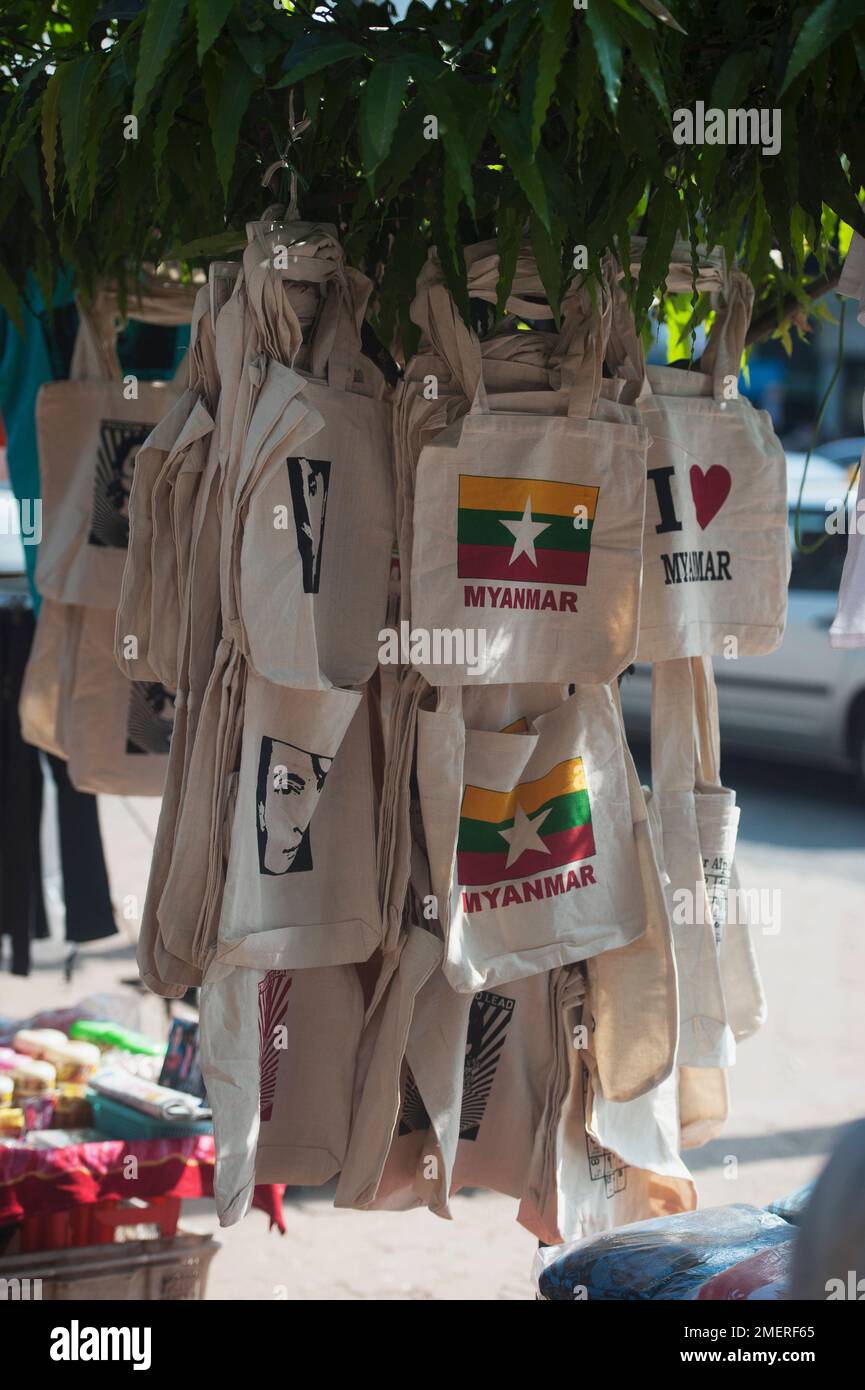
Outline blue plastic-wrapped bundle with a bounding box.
[535,1204,795,1301]
[765,1182,815,1226]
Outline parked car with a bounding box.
[619,453,865,785]
[814,436,864,471]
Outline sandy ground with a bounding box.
[2,748,863,1299]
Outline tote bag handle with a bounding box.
[71,281,197,385]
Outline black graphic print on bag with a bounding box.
[255,735,332,876]
[399,990,515,1141]
[89,419,151,549]
[126,683,175,756]
[287,456,330,593]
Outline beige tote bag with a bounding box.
[691,656,767,1043]
[581,687,679,1102]
[230,229,393,688]
[648,658,739,1068]
[607,264,790,661]
[217,676,383,970]
[35,285,194,610]
[63,605,174,795]
[18,598,83,759]
[417,684,651,993]
[334,924,444,1211]
[199,958,363,1225]
[557,1008,696,1243]
[409,281,648,684]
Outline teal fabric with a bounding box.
[0,280,189,612]
[0,272,76,609]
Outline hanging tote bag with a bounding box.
[35,283,195,611]
[581,687,679,1102]
[409,280,648,684]
[555,1013,696,1244]
[606,263,790,661]
[18,598,83,759]
[334,924,444,1211]
[691,655,767,1043]
[216,676,383,970]
[648,658,739,1068]
[64,605,175,795]
[199,958,364,1226]
[417,684,652,994]
[231,229,394,689]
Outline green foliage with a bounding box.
[0,0,863,346]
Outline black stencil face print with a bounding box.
[287,456,330,594]
[89,419,151,549]
[126,683,175,755]
[398,990,515,1142]
[256,735,332,876]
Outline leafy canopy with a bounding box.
[1,0,864,352]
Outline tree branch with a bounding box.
[746,272,841,346]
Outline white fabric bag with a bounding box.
[35,285,194,610]
[217,676,383,969]
[409,281,648,684]
[417,684,651,992]
[648,657,739,1067]
[199,958,363,1225]
[556,1005,696,1243]
[230,229,393,688]
[64,605,174,795]
[607,264,790,660]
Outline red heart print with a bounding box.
[689,464,731,529]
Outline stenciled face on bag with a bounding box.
[89,419,152,549]
[287,456,330,594]
[126,682,175,756]
[256,735,332,876]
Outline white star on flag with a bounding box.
[498,803,553,869]
[500,496,550,567]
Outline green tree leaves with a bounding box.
[361,58,412,176]
[133,0,186,117]
[0,0,862,351]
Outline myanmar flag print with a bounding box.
[457,758,595,887]
[457,474,599,585]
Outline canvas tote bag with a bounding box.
[199,957,364,1225]
[115,283,218,685]
[35,282,194,610]
[334,924,444,1210]
[216,676,383,970]
[229,227,393,689]
[648,657,739,1068]
[338,958,569,1239]
[556,1006,696,1243]
[691,654,767,1043]
[416,683,651,993]
[606,263,790,660]
[581,686,679,1102]
[409,279,648,684]
[154,260,325,981]
[135,270,240,998]
[64,605,175,795]
[18,598,83,759]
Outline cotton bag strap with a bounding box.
[700,270,754,398]
[71,282,197,384]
